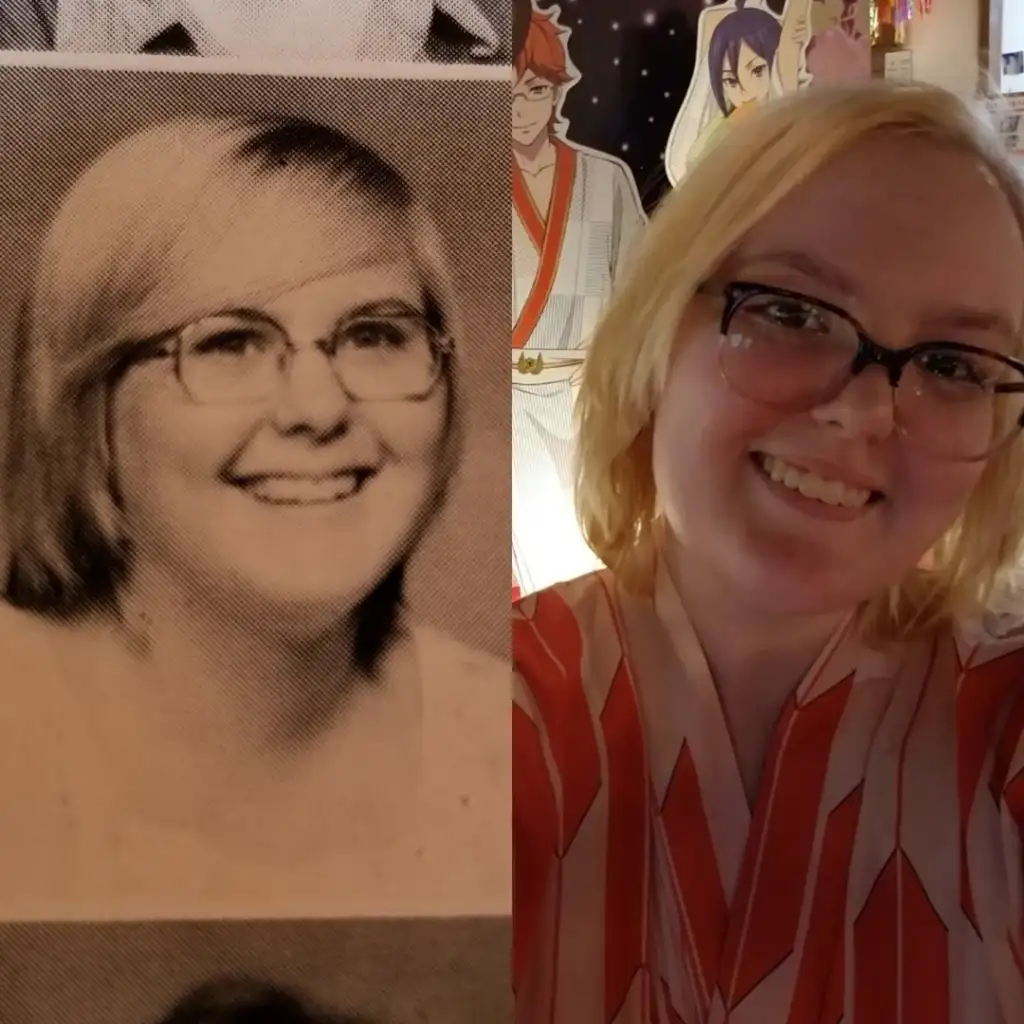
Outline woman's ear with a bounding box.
[85,385,125,546]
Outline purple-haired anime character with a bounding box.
[708,0,784,117]
[664,0,812,183]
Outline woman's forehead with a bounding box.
[734,137,1020,273]
[113,190,420,337]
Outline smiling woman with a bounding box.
[0,110,508,921]
[515,81,1024,1023]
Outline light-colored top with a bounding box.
[0,0,503,61]
[512,140,647,377]
[0,605,509,920]
[514,568,1024,1023]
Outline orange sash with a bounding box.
[512,140,576,349]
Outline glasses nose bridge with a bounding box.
[850,330,906,389]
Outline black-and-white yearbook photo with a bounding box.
[0,0,511,64]
[0,917,510,1023]
[0,67,510,922]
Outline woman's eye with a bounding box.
[194,329,267,357]
[918,352,986,386]
[753,64,767,78]
[758,300,827,332]
[343,319,411,349]
[722,76,738,88]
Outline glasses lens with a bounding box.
[179,316,283,404]
[897,347,1024,460]
[334,315,441,400]
[719,291,858,408]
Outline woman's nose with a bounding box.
[808,364,897,441]
[270,347,351,438]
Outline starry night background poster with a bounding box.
[531,0,716,212]
[517,0,868,213]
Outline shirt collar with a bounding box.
[433,0,500,59]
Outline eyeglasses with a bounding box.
[512,81,555,104]
[141,309,451,405]
[713,281,1024,462]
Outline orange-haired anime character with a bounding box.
[511,3,646,597]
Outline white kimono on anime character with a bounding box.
[512,138,646,596]
[664,0,812,186]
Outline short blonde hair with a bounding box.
[575,81,1024,640]
[4,115,462,618]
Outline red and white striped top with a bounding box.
[513,568,1024,1024]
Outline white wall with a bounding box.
[1000,0,1024,91]
[905,0,981,98]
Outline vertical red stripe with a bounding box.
[900,853,950,1024]
[513,703,560,993]
[853,853,900,1024]
[723,675,854,1008]
[989,688,1024,802]
[957,648,1023,931]
[513,590,602,849]
[785,784,864,1024]
[601,657,648,1021]
[660,743,729,1014]
[818,949,844,1024]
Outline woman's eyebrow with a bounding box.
[340,298,424,318]
[739,249,857,296]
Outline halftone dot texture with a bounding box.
[0,917,511,1024]
[0,0,511,63]
[0,68,510,657]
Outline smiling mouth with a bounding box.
[234,470,375,506]
[750,453,885,510]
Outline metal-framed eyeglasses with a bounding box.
[709,281,1024,463]
[138,307,452,405]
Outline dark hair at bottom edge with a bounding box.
[156,977,383,1024]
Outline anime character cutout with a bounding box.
[511,2,647,596]
[665,0,813,186]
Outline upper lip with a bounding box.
[755,452,885,493]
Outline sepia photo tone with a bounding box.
[0,916,510,1024]
[0,0,512,64]
[0,67,510,922]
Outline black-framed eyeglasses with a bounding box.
[138,309,452,405]
[710,280,1024,462]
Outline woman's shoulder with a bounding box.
[412,623,508,683]
[513,569,616,638]
[513,570,626,709]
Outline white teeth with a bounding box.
[759,455,873,509]
[246,474,362,504]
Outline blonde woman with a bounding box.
[0,114,507,921]
[515,83,1024,1022]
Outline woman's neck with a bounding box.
[109,568,412,764]
[662,537,848,721]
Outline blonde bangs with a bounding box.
[574,81,1024,639]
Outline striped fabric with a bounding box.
[513,568,1024,1023]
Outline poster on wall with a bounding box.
[668,0,870,182]
[510,0,869,598]
[511,1,648,597]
